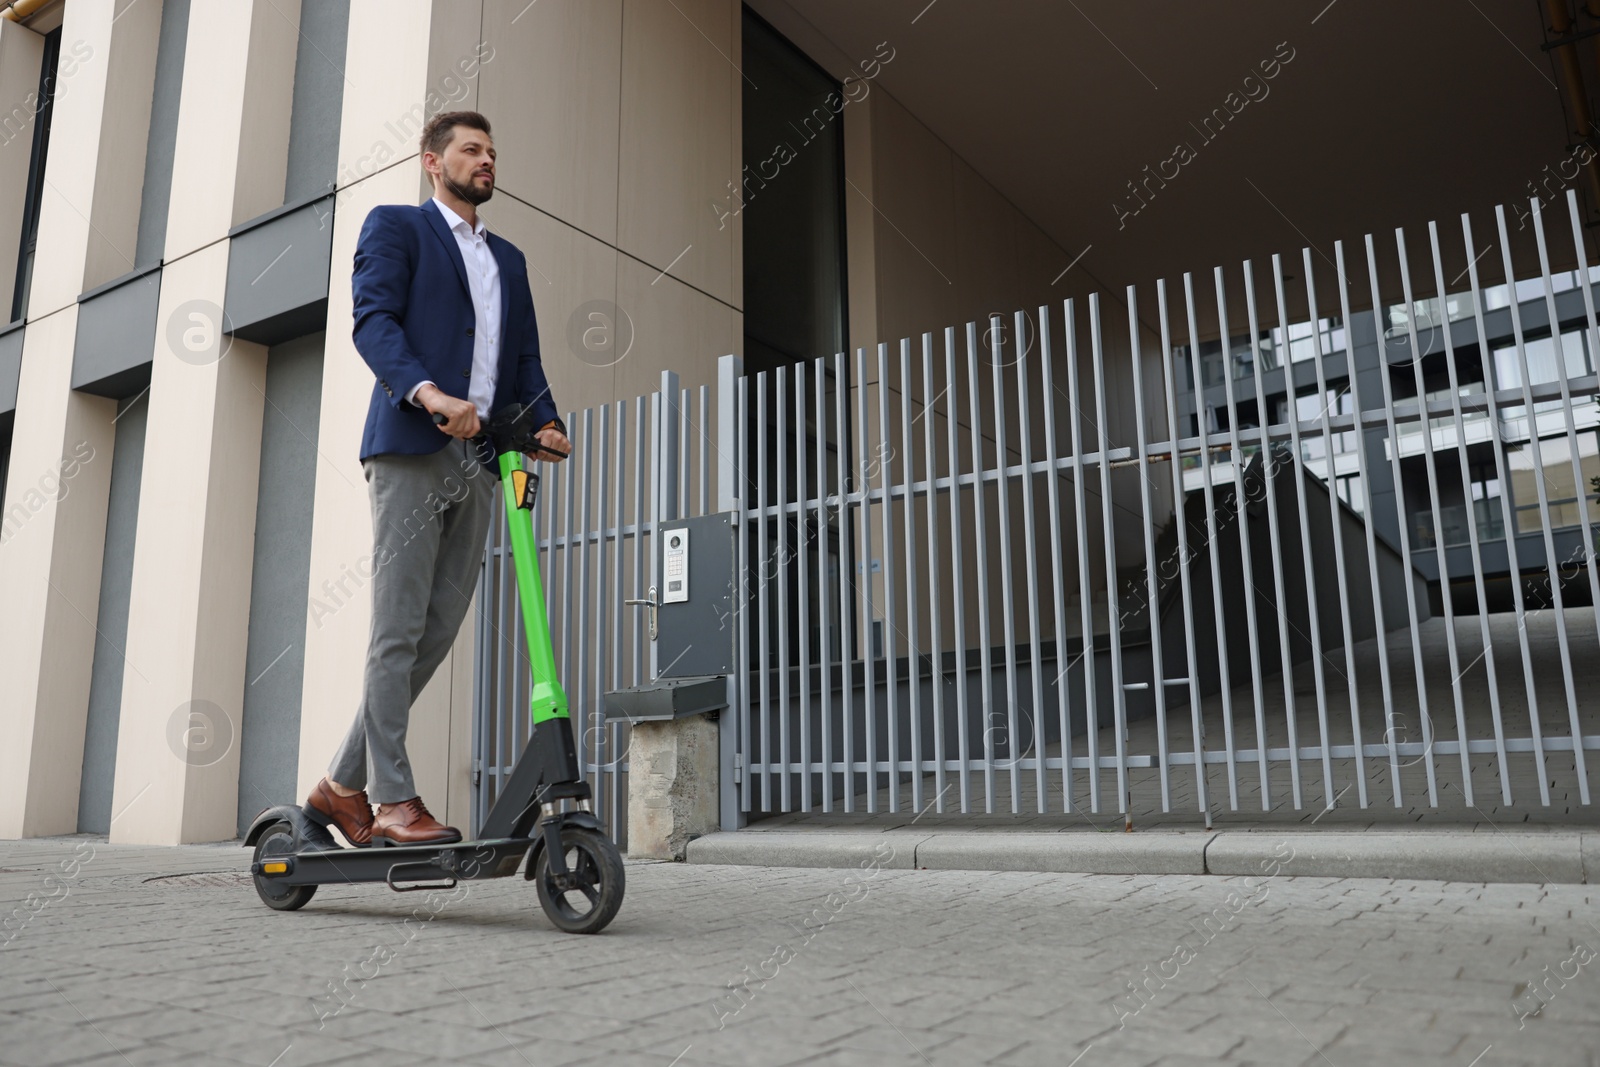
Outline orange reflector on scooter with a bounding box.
[511,469,536,510]
[262,862,288,874]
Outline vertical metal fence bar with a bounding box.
[836,351,855,812]
[966,322,997,812]
[576,410,594,814]
[1015,310,1047,813]
[1158,281,1209,820]
[1214,268,1272,807]
[1328,242,1393,812]
[1270,256,1344,805]
[679,387,690,519]
[776,367,791,811]
[756,370,772,810]
[1299,247,1376,799]
[877,342,901,813]
[899,338,924,812]
[561,405,579,703]
[739,373,753,812]
[1360,236,1432,807]
[796,362,812,812]
[989,318,1022,813]
[1127,286,1172,811]
[1463,212,1545,806]
[1531,197,1595,804]
[1563,188,1600,654]
[1424,224,1505,805]
[594,406,612,817]
[1039,306,1075,812]
[1395,229,1463,805]
[1492,206,1563,804]
[921,333,948,812]
[1090,295,1131,813]
[631,397,645,686]
[700,384,710,519]
[944,327,971,812]
[1182,273,1240,808]
[610,401,625,826]
[856,346,879,812]
[1243,261,1303,810]
[815,356,834,813]
[1065,300,1101,812]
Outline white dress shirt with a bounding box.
[405,196,502,418]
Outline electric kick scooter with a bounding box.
[243,404,625,934]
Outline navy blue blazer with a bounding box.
[351,200,560,465]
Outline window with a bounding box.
[11,28,60,323]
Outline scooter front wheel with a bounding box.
[252,820,317,912]
[533,827,625,934]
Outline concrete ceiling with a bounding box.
[764,0,1588,321]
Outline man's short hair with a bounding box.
[420,111,492,158]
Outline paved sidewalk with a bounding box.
[2,836,1598,1066]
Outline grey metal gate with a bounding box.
[732,192,1600,823]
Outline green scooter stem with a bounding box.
[498,450,569,724]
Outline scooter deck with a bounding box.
[256,836,534,888]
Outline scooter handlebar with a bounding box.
[431,409,570,459]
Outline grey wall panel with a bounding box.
[284,0,349,203]
[78,392,149,833]
[0,321,22,414]
[134,0,190,268]
[71,265,161,397]
[225,198,333,346]
[237,331,324,834]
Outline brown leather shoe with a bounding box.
[304,777,374,847]
[371,797,462,847]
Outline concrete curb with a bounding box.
[684,829,1597,885]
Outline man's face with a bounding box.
[428,125,495,205]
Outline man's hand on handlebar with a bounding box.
[417,383,480,440]
[533,423,570,463]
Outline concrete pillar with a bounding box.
[109,0,299,844]
[0,0,143,838]
[628,714,719,860]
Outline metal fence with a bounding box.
[734,191,1600,822]
[477,191,1600,834]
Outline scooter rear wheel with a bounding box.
[252,820,317,912]
[533,827,624,934]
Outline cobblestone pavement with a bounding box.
[1,836,1597,1067]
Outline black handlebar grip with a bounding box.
[432,412,448,426]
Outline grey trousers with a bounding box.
[327,438,492,804]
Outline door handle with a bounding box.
[624,586,658,641]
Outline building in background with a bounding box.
[1,0,1596,844]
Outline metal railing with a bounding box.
[733,191,1600,821]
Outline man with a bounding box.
[304,111,570,848]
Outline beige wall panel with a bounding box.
[335,1,433,187]
[294,166,418,801]
[479,193,619,420]
[111,244,268,844]
[842,97,878,354]
[865,90,955,361]
[232,0,301,226]
[479,0,622,244]
[427,0,484,115]
[25,0,115,317]
[82,0,161,289]
[0,307,116,837]
[616,0,737,307]
[0,21,45,311]
[161,1,256,259]
[614,254,738,406]
[726,0,742,312]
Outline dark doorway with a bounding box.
[741,7,852,667]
